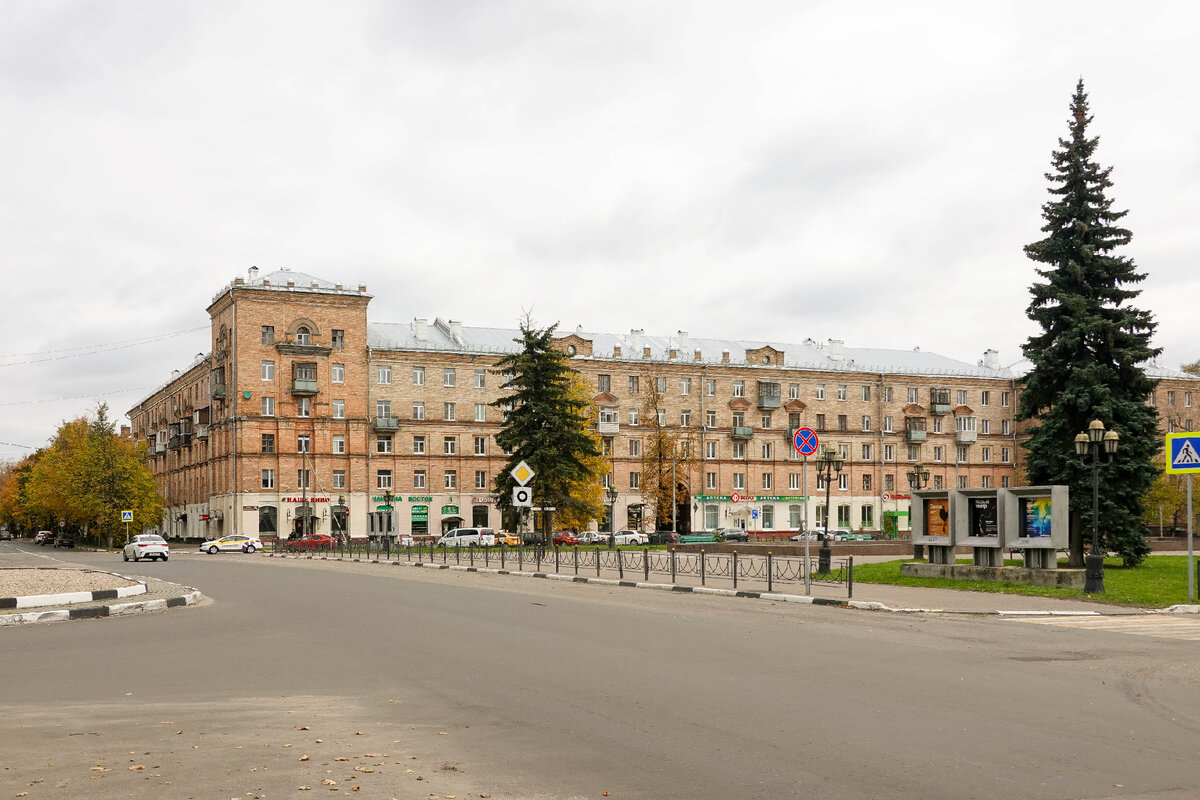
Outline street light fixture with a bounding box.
[906,462,932,559]
[814,445,844,573]
[1075,419,1119,593]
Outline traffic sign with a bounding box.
[793,427,819,456]
[513,486,533,507]
[121,510,133,522]
[1166,432,1200,474]
[511,460,535,486]
[751,509,759,520]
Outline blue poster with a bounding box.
[1020,496,1052,538]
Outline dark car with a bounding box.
[648,531,680,545]
[53,533,75,548]
[718,527,750,542]
[0,530,12,541]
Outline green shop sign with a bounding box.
[411,505,428,522]
[408,495,433,503]
[441,505,459,515]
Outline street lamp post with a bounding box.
[1075,419,1119,593]
[906,462,931,559]
[814,445,844,573]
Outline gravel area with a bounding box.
[0,567,140,598]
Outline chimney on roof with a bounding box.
[982,349,1000,369]
[613,345,622,358]
[449,320,463,342]
[827,339,845,360]
[677,330,689,354]
[694,349,702,361]
[414,319,428,341]
[722,349,730,364]
[248,266,259,282]
[630,329,643,354]
[358,284,367,293]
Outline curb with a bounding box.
[266,553,1184,616]
[0,569,148,610]
[0,570,203,627]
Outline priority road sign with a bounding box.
[1166,432,1200,474]
[793,427,819,456]
[510,460,535,486]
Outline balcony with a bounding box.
[153,441,166,455]
[211,384,226,400]
[731,426,754,440]
[930,389,951,415]
[168,435,182,450]
[374,416,400,432]
[905,429,927,442]
[291,378,319,395]
[956,429,977,443]
[598,421,620,435]
[193,424,209,439]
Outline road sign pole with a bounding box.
[803,456,810,595]
[1188,475,1194,604]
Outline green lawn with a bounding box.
[851,555,1199,609]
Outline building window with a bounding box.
[815,413,826,431]
[883,386,893,402]
[333,435,346,454]
[333,399,345,419]
[761,504,774,529]
[884,445,895,461]
[475,470,487,490]
[443,403,456,421]
[681,410,692,427]
[332,470,346,490]
[1001,391,1011,407]
[957,445,969,463]
[474,369,486,388]
[862,444,872,460]
[789,473,801,490]
[884,474,894,491]
[377,399,391,418]
[261,396,275,416]
[705,379,716,397]
[981,475,992,488]
[863,474,872,491]
[932,417,942,434]
[628,409,639,426]
[1001,447,1011,463]
[297,469,311,489]
[413,435,426,454]
[470,435,485,456]
[816,384,826,401]
[838,474,848,491]
[933,446,944,462]
[413,470,426,489]
[733,442,746,459]
[377,470,392,490]
[261,360,274,380]
[980,390,990,406]
[295,327,311,346]
[261,325,274,345]
[444,470,457,490]
[705,441,716,460]
[762,473,772,490]
[297,397,311,417]
[412,366,425,386]
[981,419,990,435]
[261,469,274,489]
[733,472,745,490]
[837,504,851,527]
[706,472,717,490]
[444,368,456,387]
[837,415,847,431]
[413,401,425,420]
[733,380,745,397]
[1187,392,1193,408]
[907,388,918,404]
[933,474,943,490]
[862,415,871,432]
[597,374,611,393]
[297,434,310,453]
[907,445,919,461]
[761,413,772,429]
[629,439,642,457]
[629,375,640,394]
[861,505,874,528]
[629,471,640,490]
[443,436,456,455]
[862,385,871,402]
[681,378,691,395]
[377,436,392,454]
[981,446,991,463]
[474,403,486,422]
[705,410,717,428]
[1002,419,1011,435]
[1001,476,1010,488]
[332,363,345,383]
[377,365,391,384]
[837,385,847,401]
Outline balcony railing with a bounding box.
[955,430,977,443]
[598,421,620,435]
[905,429,927,442]
[731,426,754,440]
[211,384,226,399]
[757,395,781,410]
[291,378,319,395]
[374,416,400,432]
[193,424,209,439]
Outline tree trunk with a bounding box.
[1066,512,1084,568]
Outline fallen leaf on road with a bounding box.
[299,755,311,761]
[299,726,310,730]
[298,787,311,791]
[130,765,145,771]
[322,779,336,785]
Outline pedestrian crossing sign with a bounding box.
[1165,432,1200,474]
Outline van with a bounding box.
[435,527,496,548]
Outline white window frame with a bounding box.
[377,365,391,385]
[261,361,274,380]
[332,363,345,384]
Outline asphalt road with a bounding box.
[2,544,1199,800]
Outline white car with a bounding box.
[611,530,649,546]
[435,527,496,548]
[789,529,824,542]
[199,534,262,554]
[123,534,169,562]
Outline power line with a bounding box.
[0,386,159,408]
[0,326,208,368]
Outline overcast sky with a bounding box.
[2,1,1198,459]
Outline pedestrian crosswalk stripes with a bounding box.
[1009,614,1200,641]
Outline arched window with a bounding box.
[296,327,311,346]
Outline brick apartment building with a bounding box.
[127,268,1200,541]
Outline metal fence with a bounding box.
[266,540,854,598]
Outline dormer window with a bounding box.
[296,326,311,346]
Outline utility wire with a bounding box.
[0,326,208,367]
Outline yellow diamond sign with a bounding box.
[510,460,535,486]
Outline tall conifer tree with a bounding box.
[1018,80,1159,566]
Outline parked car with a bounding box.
[0,530,12,541]
[611,530,649,546]
[199,534,263,554]
[789,529,824,542]
[123,534,169,562]
[284,533,338,552]
[717,527,750,542]
[521,532,543,546]
[495,532,520,547]
[575,531,608,545]
[648,530,679,545]
[552,532,580,546]
[35,531,56,545]
[435,527,497,548]
[53,533,75,548]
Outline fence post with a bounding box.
[701,550,706,586]
[671,549,676,584]
[596,547,601,577]
[767,552,773,593]
[555,546,560,573]
[848,556,854,599]
[536,546,542,572]
[518,546,523,572]
[644,547,649,581]
[618,549,624,580]
[469,543,474,567]
[574,547,579,575]
[733,551,738,590]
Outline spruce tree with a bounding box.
[1017,80,1159,566]
[492,320,602,542]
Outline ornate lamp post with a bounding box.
[606,482,618,545]
[814,445,844,573]
[906,462,931,558]
[1075,419,1119,593]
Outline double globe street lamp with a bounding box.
[906,462,931,558]
[814,445,844,574]
[1075,419,1119,593]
